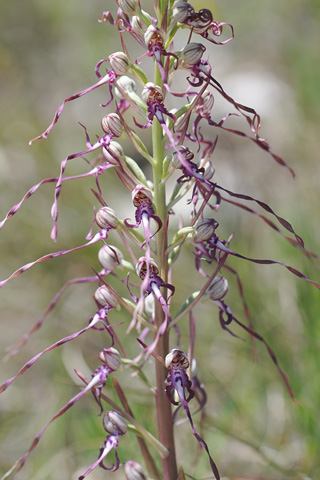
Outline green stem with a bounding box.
[152,58,178,480]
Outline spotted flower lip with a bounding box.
[136,257,159,280]
[132,184,153,207]
[165,349,189,370]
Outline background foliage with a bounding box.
[0,0,319,478]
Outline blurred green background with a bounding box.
[0,0,319,479]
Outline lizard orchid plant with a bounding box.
[1,1,319,479]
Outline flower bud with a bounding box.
[131,15,146,35]
[118,0,139,16]
[132,184,153,207]
[94,284,119,309]
[172,1,195,24]
[103,410,127,435]
[101,113,123,137]
[95,206,119,230]
[191,357,198,377]
[115,75,137,99]
[108,51,130,76]
[125,461,147,480]
[203,161,215,180]
[171,146,194,168]
[102,140,124,164]
[193,217,219,242]
[136,257,159,280]
[192,9,213,34]
[144,25,165,49]
[173,111,190,133]
[165,349,189,370]
[99,347,121,371]
[180,42,206,69]
[206,276,229,300]
[98,245,124,271]
[196,89,214,117]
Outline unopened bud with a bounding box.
[98,245,124,271]
[103,410,127,435]
[206,276,229,300]
[173,111,190,132]
[95,206,119,230]
[99,347,121,371]
[101,113,123,137]
[172,1,195,23]
[171,146,194,168]
[196,89,214,117]
[193,217,219,242]
[180,42,206,69]
[108,51,130,76]
[165,349,189,370]
[132,184,153,207]
[203,161,215,180]
[102,140,124,164]
[115,75,137,99]
[136,257,159,280]
[118,0,139,16]
[125,461,147,480]
[131,15,146,35]
[94,285,119,309]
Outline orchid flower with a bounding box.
[165,349,220,480]
[1,348,121,480]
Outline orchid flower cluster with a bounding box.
[1,0,319,479]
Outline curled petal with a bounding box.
[0,314,111,393]
[29,73,115,144]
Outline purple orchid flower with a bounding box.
[49,113,124,240]
[0,285,119,394]
[177,5,234,45]
[193,217,320,290]
[29,51,130,145]
[127,257,174,358]
[1,349,121,480]
[164,349,220,480]
[124,184,162,238]
[141,25,178,84]
[0,204,120,290]
[78,410,127,479]
[177,42,296,176]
